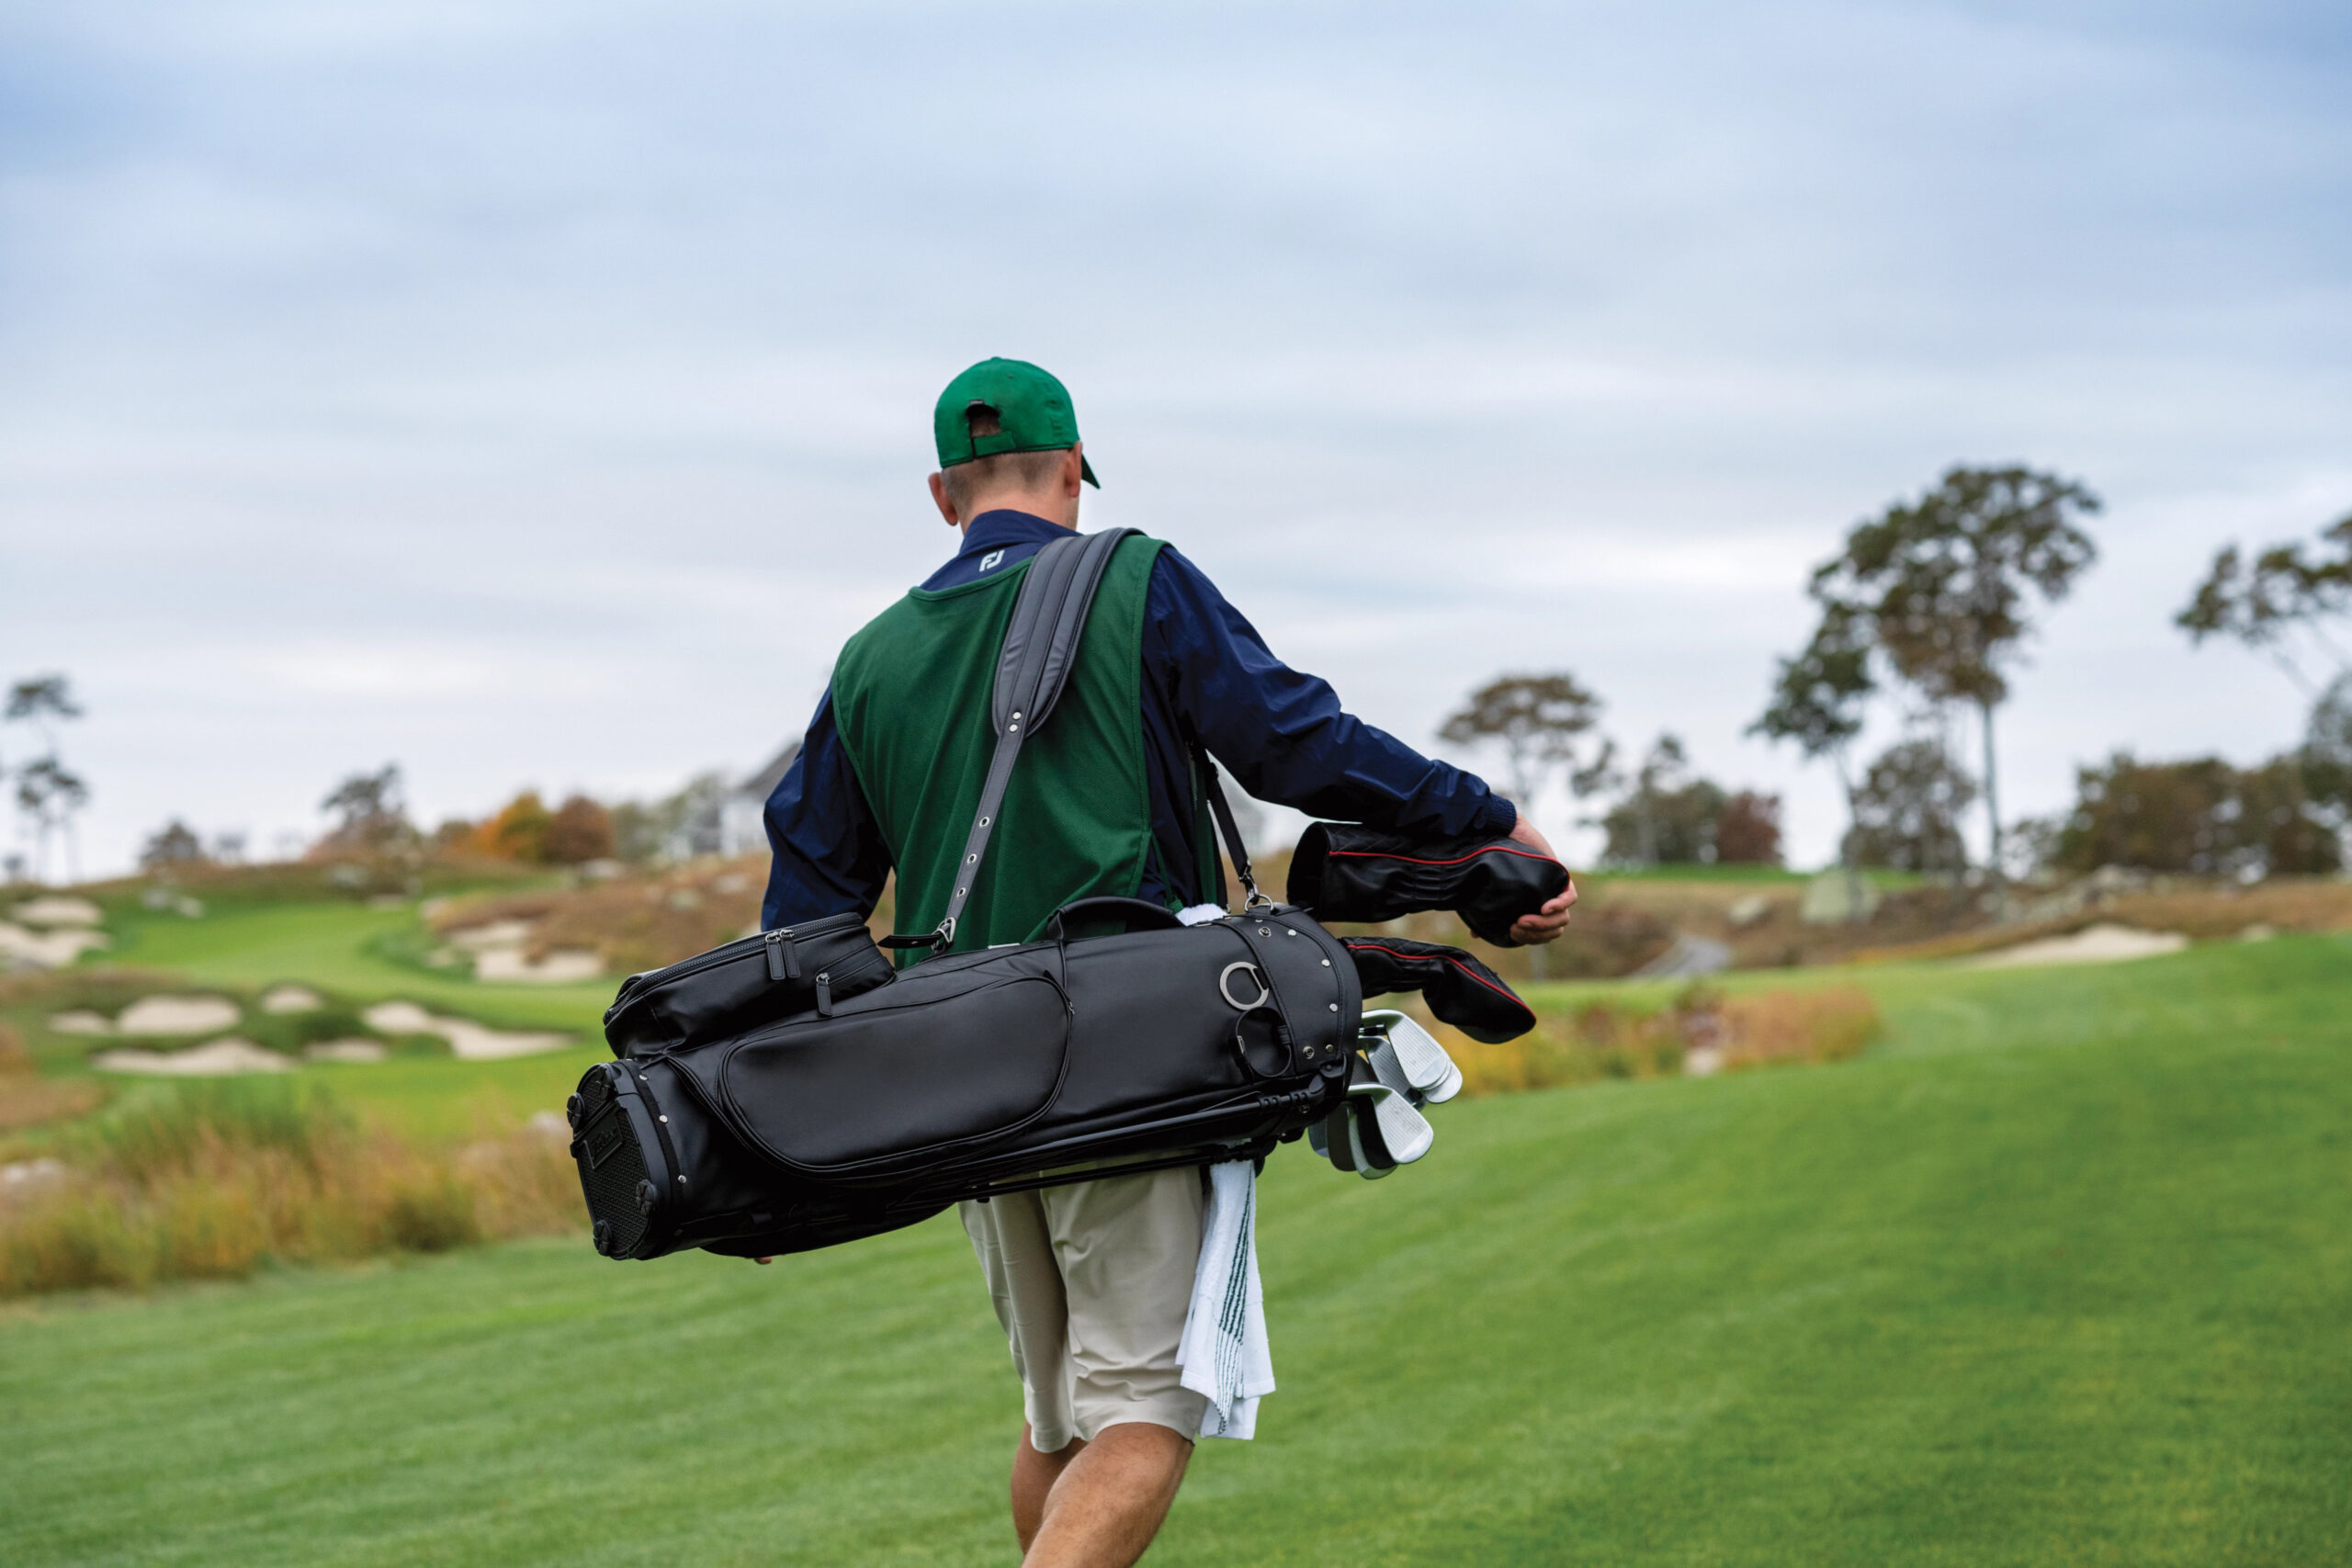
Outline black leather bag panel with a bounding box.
[1287,822,1568,947]
[717,970,1072,1179]
[602,910,893,1057]
[1046,925,1252,1121]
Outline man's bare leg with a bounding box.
[1021,1421,1193,1568]
[1012,1426,1083,1551]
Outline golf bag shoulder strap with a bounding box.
[888,526,1139,953]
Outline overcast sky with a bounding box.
[4,0,2347,877]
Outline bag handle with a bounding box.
[897,526,1138,953]
[1046,896,1188,941]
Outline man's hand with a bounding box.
[1505,814,1577,945]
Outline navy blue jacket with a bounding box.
[761,510,1515,929]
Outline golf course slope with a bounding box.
[3,933,2348,1565]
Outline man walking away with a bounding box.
[760,358,1575,1566]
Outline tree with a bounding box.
[479,792,553,862]
[319,764,413,851]
[1440,674,1614,978]
[605,773,734,863]
[13,757,89,884]
[4,674,88,884]
[1812,466,2100,887]
[542,795,617,864]
[2047,751,2339,879]
[5,675,82,748]
[2303,672,2352,820]
[140,820,209,873]
[1844,739,1976,874]
[1750,598,1875,900]
[1597,734,1727,865]
[1438,672,1618,829]
[2176,513,2352,694]
[1713,792,1783,865]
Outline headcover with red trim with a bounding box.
[1340,936,1536,1043]
[1288,822,1569,947]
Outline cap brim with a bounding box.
[1080,454,1100,488]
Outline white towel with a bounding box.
[1172,901,1274,1439]
[1177,1159,1274,1439]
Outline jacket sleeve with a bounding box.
[759,688,896,930]
[1145,547,1517,839]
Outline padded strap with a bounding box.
[918,526,1138,952]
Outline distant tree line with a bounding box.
[1447,469,2352,897]
[131,762,756,881]
[1439,679,1785,872]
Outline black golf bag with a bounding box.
[566,525,1543,1262]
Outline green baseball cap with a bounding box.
[933,357,1100,487]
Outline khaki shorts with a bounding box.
[959,1167,1209,1453]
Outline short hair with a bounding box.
[940,448,1069,512]
[939,402,1069,511]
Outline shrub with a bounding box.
[78,1079,346,1183]
[0,1081,579,1298]
[1719,987,1882,1068]
[1426,982,1883,1097]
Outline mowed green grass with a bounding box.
[5,933,2349,1564]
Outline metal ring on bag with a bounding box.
[1219,961,1272,1012]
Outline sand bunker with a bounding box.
[93,1039,294,1076]
[0,922,111,967]
[3,1156,69,1194]
[47,1010,113,1035]
[305,1039,389,1064]
[260,985,324,1014]
[1966,922,2190,969]
[444,919,604,984]
[473,947,603,983]
[360,1001,570,1060]
[12,897,102,927]
[115,995,243,1035]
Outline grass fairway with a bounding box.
[5,935,2349,1564]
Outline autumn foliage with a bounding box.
[467,792,616,865]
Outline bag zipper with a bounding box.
[763,929,804,983]
[621,910,862,999]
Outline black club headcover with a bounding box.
[1340,936,1536,1044]
[1288,822,1569,947]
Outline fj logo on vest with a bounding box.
[979,550,1004,572]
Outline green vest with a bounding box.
[831,533,1170,961]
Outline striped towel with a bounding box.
[1176,1159,1274,1439]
